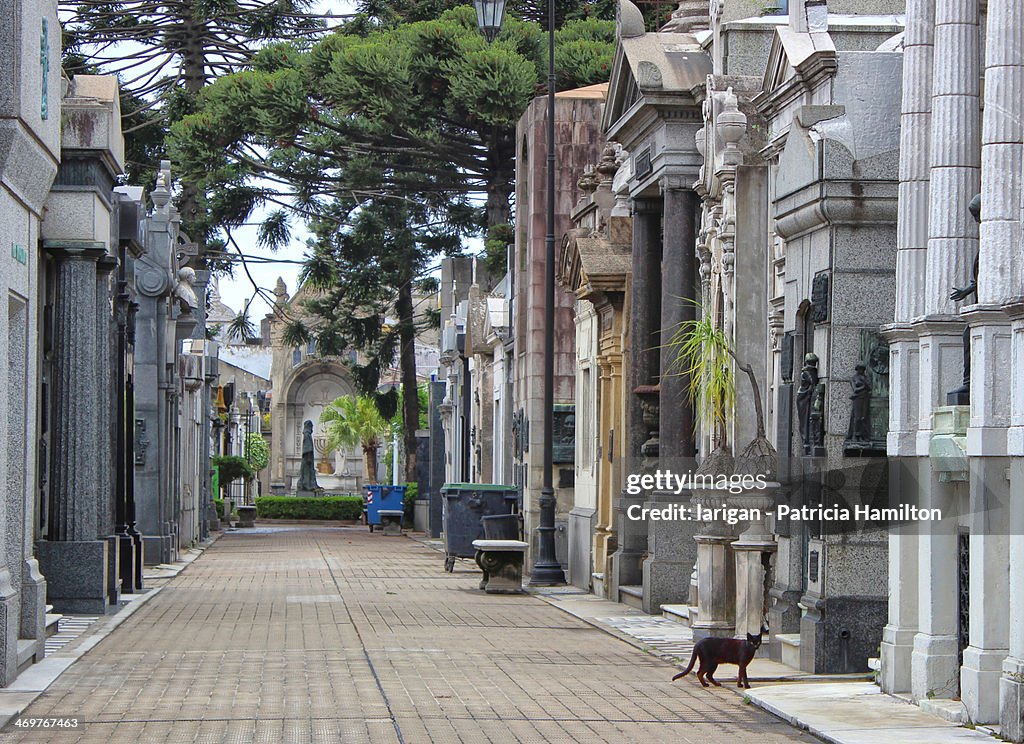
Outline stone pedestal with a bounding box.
[236,505,256,529]
[691,489,736,638]
[473,540,528,594]
[730,487,779,638]
[642,490,698,613]
[103,536,121,607]
[37,541,109,614]
[608,488,646,599]
[0,570,19,685]
[379,510,404,536]
[118,534,140,594]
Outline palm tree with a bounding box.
[319,395,392,484]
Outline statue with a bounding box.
[947,193,981,405]
[847,364,872,442]
[796,353,819,455]
[173,266,199,314]
[297,420,319,492]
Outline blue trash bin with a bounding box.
[365,485,406,532]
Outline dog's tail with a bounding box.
[671,648,698,681]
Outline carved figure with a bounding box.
[796,353,819,454]
[847,364,872,442]
[297,420,319,492]
[947,193,981,405]
[174,266,199,313]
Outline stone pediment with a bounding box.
[761,26,837,102]
[559,230,630,299]
[603,29,711,134]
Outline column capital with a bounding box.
[41,240,107,261]
[631,197,662,215]
[97,255,118,275]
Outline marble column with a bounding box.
[37,243,110,614]
[96,256,120,608]
[895,0,935,323]
[925,0,980,317]
[659,187,697,459]
[609,199,661,598]
[979,0,1023,303]
[628,198,662,456]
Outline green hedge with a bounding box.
[255,496,364,521]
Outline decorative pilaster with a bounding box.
[96,255,120,607]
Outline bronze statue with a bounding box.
[796,353,819,454]
[947,193,981,405]
[297,419,319,492]
[847,364,872,442]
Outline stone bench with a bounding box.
[236,505,256,528]
[378,510,404,536]
[472,540,528,594]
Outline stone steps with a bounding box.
[777,632,801,669]
[45,605,61,639]
[660,603,696,627]
[618,585,643,610]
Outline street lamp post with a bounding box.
[474,0,565,585]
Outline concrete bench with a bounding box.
[236,505,256,528]
[472,540,528,594]
[378,510,404,536]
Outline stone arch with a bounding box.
[273,359,365,493]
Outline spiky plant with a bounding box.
[667,307,736,474]
[667,301,776,479]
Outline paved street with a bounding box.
[0,526,813,743]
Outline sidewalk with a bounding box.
[527,584,995,744]
[0,538,218,732]
[0,525,812,743]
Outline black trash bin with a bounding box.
[441,483,520,572]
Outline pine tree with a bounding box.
[170,7,616,479]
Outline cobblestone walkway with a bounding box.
[0,526,813,743]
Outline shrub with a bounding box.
[213,455,254,488]
[403,482,418,527]
[255,495,364,521]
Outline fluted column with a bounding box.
[49,246,104,542]
[883,0,934,692]
[895,0,935,323]
[924,0,980,315]
[979,1,1023,303]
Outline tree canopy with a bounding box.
[169,4,615,480]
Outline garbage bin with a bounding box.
[365,485,406,532]
[441,484,520,572]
